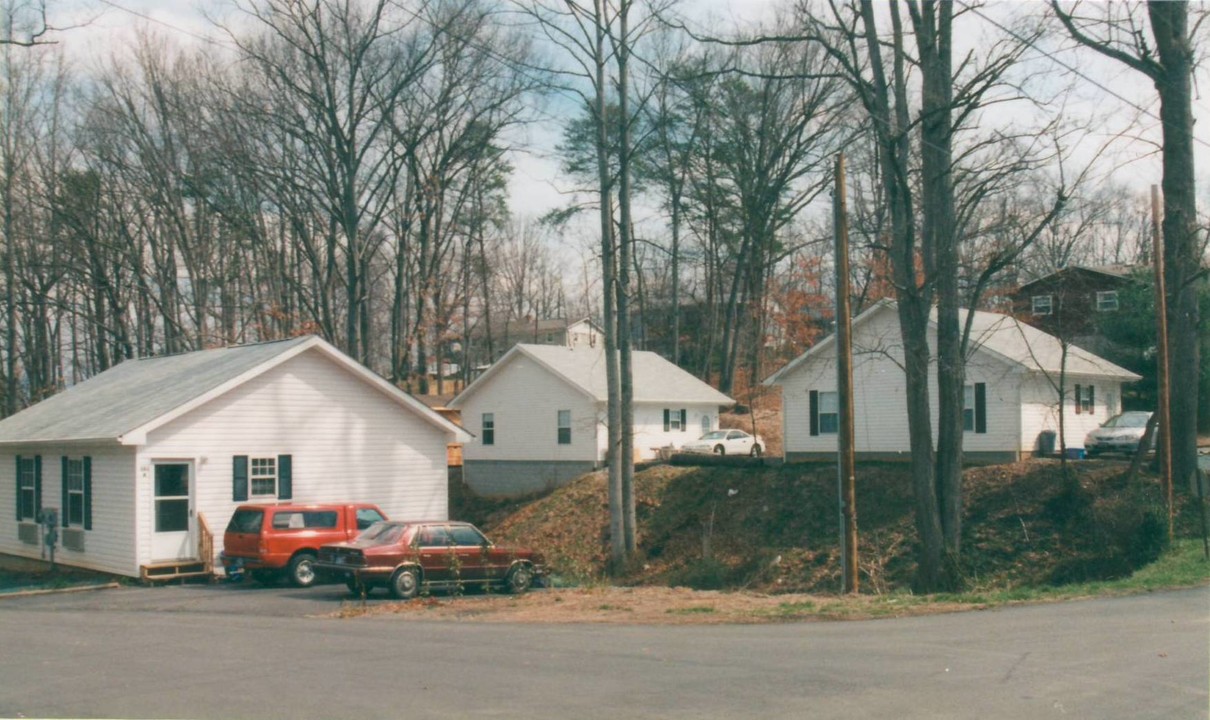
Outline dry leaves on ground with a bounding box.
[329,586,977,625]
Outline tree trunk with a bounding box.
[1148,0,1200,493]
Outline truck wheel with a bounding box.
[287,552,317,588]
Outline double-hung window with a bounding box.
[1096,291,1119,312]
[663,408,687,433]
[557,410,572,445]
[250,457,278,497]
[963,383,988,433]
[16,456,38,521]
[64,459,85,526]
[1031,295,1053,316]
[1074,384,1094,414]
[482,413,495,445]
[809,391,840,436]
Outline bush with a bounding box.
[667,558,730,590]
[1048,480,1170,584]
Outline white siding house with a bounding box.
[0,336,468,579]
[764,300,1140,463]
[450,344,734,497]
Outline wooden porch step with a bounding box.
[140,561,212,583]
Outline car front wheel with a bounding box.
[389,567,421,600]
[506,564,534,594]
[713,444,725,455]
[287,552,317,588]
[750,444,762,457]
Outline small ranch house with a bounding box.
[0,336,469,580]
[764,300,1141,463]
[450,344,734,497]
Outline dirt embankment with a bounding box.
[468,458,1178,597]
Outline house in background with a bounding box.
[1011,265,1136,354]
[450,344,734,497]
[465,316,602,373]
[0,336,468,580]
[764,300,1140,463]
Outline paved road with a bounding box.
[0,583,1206,719]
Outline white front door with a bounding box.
[151,462,194,561]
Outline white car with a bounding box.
[1084,411,1153,457]
[682,429,764,457]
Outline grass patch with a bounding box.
[753,540,1210,621]
[666,605,716,615]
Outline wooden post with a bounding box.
[834,154,859,594]
[1151,184,1173,541]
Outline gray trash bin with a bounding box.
[1037,430,1056,457]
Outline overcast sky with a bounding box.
[44,0,1210,257]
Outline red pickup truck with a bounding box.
[221,503,387,587]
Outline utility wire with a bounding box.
[965,2,1210,154]
[95,0,232,47]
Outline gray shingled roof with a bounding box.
[0,337,316,444]
[452,344,734,407]
[765,300,1141,385]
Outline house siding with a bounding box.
[457,355,600,496]
[1018,372,1123,453]
[779,306,1023,459]
[0,444,138,577]
[138,350,450,570]
[632,403,719,459]
[460,356,601,464]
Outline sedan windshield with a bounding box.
[698,431,728,440]
[1102,413,1150,429]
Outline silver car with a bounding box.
[1084,411,1153,457]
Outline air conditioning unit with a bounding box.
[17,522,38,545]
[63,528,85,552]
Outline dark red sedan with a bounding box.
[315,521,546,599]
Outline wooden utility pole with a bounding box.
[1151,185,1173,540]
[834,154,858,594]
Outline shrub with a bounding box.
[667,558,730,590]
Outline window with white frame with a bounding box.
[17,457,37,520]
[1080,384,1094,414]
[701,415,711,434]
[819,391,839,434]
[963,386,975,432]
[249,457,278,497]
[65,459,85,526]
[1031,295,1053,316]
[482,413,495,445]
[557,410,571,444]
[1096,290,1119,312]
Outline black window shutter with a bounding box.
[1074,384,1081,414]
[809,391,819,437]
[277,455,293,500]
[61,456,69,527]
[233,455,249,502]
[974,383,987,434]
[34,455,42,517]
[663,409,670,432]
[14,455,21,521]
[83,457,92,531]
[1089,385,1095,414]
[680,409,687,430]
